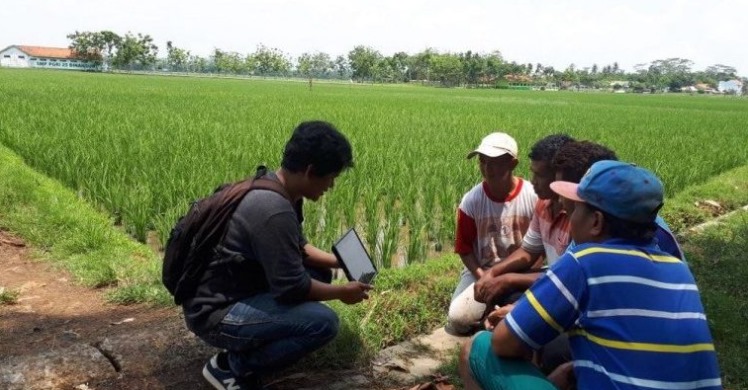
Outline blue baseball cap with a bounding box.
[550,160,664,223]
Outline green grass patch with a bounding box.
[301,254,462,369]
[663,164,748,234]
[683,211,748,390]
[434,346,464,389]
[0,286,20,305]
[0,143,167,302]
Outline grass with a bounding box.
[682,210,748,390]
[0,287,20,305]
[303,255,462,368]
[0,142,166,301]
[2,68,748,266]
[662,163,748,233]
[434,346,464,389]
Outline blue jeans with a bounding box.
[203,267,339,377]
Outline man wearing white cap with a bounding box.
[446,132,538,335]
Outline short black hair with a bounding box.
[552,141,618,182]
[281,121,354,176]
[528,134,576,162]
[588,204,657,243]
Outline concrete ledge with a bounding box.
[0,343,116,390]
[97,328,217,376]
[0,322,465,389]
[372,327,468,385]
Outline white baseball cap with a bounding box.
[467,132,518,159]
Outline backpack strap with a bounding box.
[250,178,291,201]
[248,166,302,223]
[250,165,285,196]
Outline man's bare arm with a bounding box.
[460,252,485,279]
[474,272,542,303]
[491,319,533,359]
[489,247,541,277]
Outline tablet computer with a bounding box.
[332,228,377,284]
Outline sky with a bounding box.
[3,0,746,75]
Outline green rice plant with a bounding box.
[1,68,747,269]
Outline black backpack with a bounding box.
[162,166,290,305]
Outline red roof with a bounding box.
[16,45,80,59]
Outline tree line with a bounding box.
[68,30,746,93]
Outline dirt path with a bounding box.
[0,230,206,389]
[1,231,452,389]
[0,231,177,358]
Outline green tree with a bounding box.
[166,41,190,71]
[461,51,485,87]
[705,64,738,81]
[333,55,350,78]
[211,48,226,73]
[347,45,382,82]
[407,48,436,81]
[244,54,256,74]
[252,45,291,76]
[98,31,121,68]
[429,53,462,86]
[387,52,410,82]
[112,33,158,69]
[188,55,208,73]
[648,58,694,91]
[534,62,543,76]
[371,58,396,83]
[68,30,123,70]
[562,63,578,80]
[482,51,504,82]
[297,51,333,79]
[67,31,105,63]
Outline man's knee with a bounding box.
[307,303,340,341]
[447,308,475,335]
[447,297,484,335]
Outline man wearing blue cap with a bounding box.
[459,160,721,390]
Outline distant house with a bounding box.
[695,83,718,94]
[718,80,743,95]
[681,85,698,93]
[504,73,534,83]
[0,45,99,70]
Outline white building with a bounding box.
[0,45,98,70]
[718,80,743,96]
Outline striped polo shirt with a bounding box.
[506,239,721,390]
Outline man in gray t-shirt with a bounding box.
[184,121,372,390]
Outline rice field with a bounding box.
[1,68,747,268]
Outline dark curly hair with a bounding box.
[552,141,618,182]
[528,134,576,162]
[281,121,354,176]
